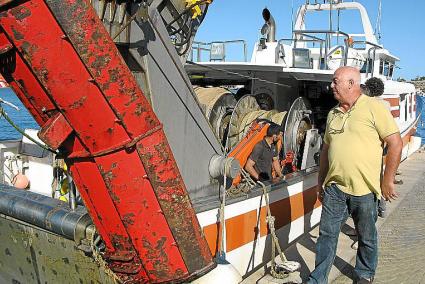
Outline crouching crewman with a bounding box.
[245,124,283,181]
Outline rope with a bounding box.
[0,106,57,154]
[227,162,298,278]
[216,156,227,262]
[258,181,290,279]
[226,168,253,197]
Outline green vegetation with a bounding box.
[412,76,425,81]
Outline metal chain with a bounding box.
[89,232,122,283]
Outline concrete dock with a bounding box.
[242,147,425,284]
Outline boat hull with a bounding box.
[196,116,420,278]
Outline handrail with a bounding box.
[352,40,383,50]
[292,30,350,68]
[293,29,350,39]
[349,40,383,76]
[191,40,247,62]
[278,38,324,69]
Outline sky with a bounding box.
[194,0,425,80]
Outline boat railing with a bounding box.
[291,29,350,69]
[351,40,383,76]
[190,40,248,62]
[278,37,324,69]
[288,30,385,73]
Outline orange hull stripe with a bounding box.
[391,109,400,117]
[202,186,320,255]
[384,98,400,107]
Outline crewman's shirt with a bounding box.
[249,139,278,180]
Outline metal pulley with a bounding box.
[283,97,313,165]
[209,155,240,180]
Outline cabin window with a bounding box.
[405,94,409,121]
[379,60,384,74]
[389,64,394,78]
[360,59,373,74]
[383,62,390,77]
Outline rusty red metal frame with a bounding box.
[0,0,214,282]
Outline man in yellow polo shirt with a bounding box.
[306,67,402,284]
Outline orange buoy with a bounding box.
[12,173,30,189]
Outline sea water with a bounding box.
[416,94,425,144]
[0,88,39,140]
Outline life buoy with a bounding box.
[327,46,365,70]
[12,173,30,189]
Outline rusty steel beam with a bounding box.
[0,0,214,283]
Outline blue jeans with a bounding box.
[307,183,378,284]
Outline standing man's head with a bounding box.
[331,67,361,107]
[266,124,282,143]
[360,84,371,96]
[365,77,385,97]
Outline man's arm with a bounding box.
[382,132,402,202]
[317,143,330,201]
[272,158,283,178]
[245,158,259,181]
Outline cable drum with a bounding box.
[226,95,261,150]
[237,110,287,142]
[193,87,237,143]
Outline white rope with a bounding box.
[257,181,292,279]
[217,158,228,262]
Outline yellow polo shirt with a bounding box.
[323,95,399,197]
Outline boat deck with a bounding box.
[242,146,425,284]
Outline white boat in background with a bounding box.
[0,0,421,281]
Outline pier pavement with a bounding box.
[243,147,425,284]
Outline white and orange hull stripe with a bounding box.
[196,173,321,275]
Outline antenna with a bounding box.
[374,0,382,43]
[328,0,333,48]
[291,0,295,35]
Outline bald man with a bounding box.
[306,67,402,284]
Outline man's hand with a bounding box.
[382,132,402,202]
[272,175,283,183]
[381,180,399,202]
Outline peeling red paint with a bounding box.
[0,0,215,282]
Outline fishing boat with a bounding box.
[0,0,421,283]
